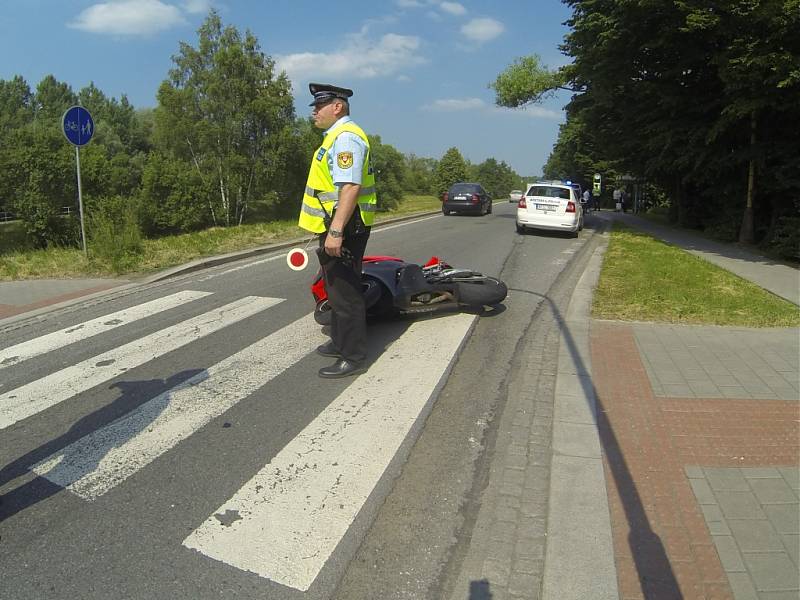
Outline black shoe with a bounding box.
[319,359,365,379]
[317,341,341,358]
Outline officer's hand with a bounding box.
[324,234,343,257]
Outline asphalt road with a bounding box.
[0,201,600,599]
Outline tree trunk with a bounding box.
[186,138,216,226]
[739,112,756,244]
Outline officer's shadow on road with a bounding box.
[468,579,492,599]
[541,289,680,599]
[0,369,205,524]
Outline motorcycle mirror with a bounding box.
[287,248,309,271]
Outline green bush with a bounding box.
[0,221,33,253]
[703,217,740,242]
[87,196,143,273]
[139,152,212,235]
[766,216,800,262]
[647,205,670,216]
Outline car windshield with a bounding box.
[450,184,479,194]
[527,186,570,199]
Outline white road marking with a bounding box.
[372,214,441,233]
[0,291,211,370]
[197,255,284,281]
[182,312,475,591]
[0,296,282,430]
[33,314,327,499]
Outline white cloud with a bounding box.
[276,32,426,81]
[489,105,563,120]
[396,0,424,7]
[423,98,563,120]
[182,0,212,14]
[424,98,486,111]
[521,106,562,120]
[69,0,185,35]
[460,17,504,43]
[439,2,466,16]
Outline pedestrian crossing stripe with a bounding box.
[32,313,327,499]
[182,312,476,591]
[0,296,282,430]
[0,291,212,370]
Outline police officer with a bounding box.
[298,83,377,378]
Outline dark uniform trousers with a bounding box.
[318,227,370,363]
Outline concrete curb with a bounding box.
[543,235,619,599]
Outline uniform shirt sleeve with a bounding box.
[328,132,367,186]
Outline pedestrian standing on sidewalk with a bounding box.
[298,83,377,379]
[613,187,622,212]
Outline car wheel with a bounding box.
[487,202,493,214]
[516,222,524,234]
[442,207,449,215]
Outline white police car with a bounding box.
[515,181,584,236]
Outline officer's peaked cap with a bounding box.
[309,83,353,106]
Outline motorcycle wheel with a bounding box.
[455,276,507,307]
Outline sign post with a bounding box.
[62,105,94,255]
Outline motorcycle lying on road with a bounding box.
[311,254,508,326]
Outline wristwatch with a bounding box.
[328,228,343,238]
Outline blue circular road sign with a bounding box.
[62,106,94,146]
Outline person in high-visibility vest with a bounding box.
[299,83,377,378]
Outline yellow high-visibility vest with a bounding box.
[298,121,377,234]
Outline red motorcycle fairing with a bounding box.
[310,255,443,304]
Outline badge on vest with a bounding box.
[316,148,326,161]
[337,151,353,169]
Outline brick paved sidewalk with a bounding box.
[591,322,799,600]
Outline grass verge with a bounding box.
[0,195,442,281]
[592,224,800,327]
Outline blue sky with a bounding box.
[1,0,574,176]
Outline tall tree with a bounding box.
[0,75,34,133]
[403,153,437,195]
[154,10,295,226]
[474,157,518,199]
[33,75,77,123]
[434,147,468,196]
[368,135,406,211]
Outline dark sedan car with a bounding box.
[441,183,492,216]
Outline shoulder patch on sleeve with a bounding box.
[337,151,354,169]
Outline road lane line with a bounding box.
[32,314,327,499]
[0,291,212,370]
[182,312,475,591]
[197,255,284,281]
[0,296,282,430]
